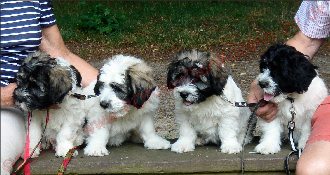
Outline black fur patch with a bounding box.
[260,44,317,94]
[126,68,156,109]
[94,75,103,96]
[13,51,79,111]
[167,50,229,103]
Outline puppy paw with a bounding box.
[255,142,281,154]
[84,145,109,156]
[144,137,171,150]
[171,140,195,153]
[195,137,206,146]
[220,142,242,154]
[55,149,78,157]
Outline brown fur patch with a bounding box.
[128,62,156,92]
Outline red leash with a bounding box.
[58,146,79,175]
[14,109,50,175]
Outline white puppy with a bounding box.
[83,54,171,156]
[14,51,85,157]
[167,50,252,154]
[255,44,328,154]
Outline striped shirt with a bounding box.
[295,1,330,39]
[1,1,56,87]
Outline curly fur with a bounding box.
[255,44,328,154]
[83,54,171,156]
[167,50,252,154]
[13,51,85,157]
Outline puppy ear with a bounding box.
[48,64,73,104]
[94,75,103,95]
[207,54,229,96]
[126,63,156,109]
[70,65,82,87]
[167,51,193,89]
[167,59,178,90]
[284,53,317,93]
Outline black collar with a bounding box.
[70,93,98,100]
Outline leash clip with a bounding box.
[287,121,295,131]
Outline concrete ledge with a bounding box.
[15,138,298,174]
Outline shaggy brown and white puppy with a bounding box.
[14,51,85,157]
[167,50,252,154]
[83,54,171,156]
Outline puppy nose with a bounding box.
[100,101,110,109]
[180,92,189,99]
[258,81,269,89]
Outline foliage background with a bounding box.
[53,1,301,53]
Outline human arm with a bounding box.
[39,24,98,87]
[1,25,97,107]
[285,31,326,59]
[1,83,18,107]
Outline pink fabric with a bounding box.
[23,113,31,175]
[295,1,330,39]
[306,95,330,147]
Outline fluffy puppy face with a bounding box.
[167,50,229,106]
[258,44,317,102]
[13,51,82,111]
[94,55,156,116]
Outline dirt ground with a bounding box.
[66,41,330,139]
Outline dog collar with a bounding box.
[220,94,267,107]
[70,93,98,100]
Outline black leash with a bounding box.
[220,95,268,108]
[284,98,302,175]
[70,93,98,100]
[241,99,266,175]
[220,94,267,174]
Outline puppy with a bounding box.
[167,50,252,154]
[83,54,171,156]
[255,44,329,154]
[14,51,85,157]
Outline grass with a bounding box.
[52,1,301,51]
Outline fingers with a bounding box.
[255,103,278,122]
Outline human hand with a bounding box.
[1,83,18,107]
[247,79,278,122]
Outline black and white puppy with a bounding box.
[167,50,252,154]
[255,44,328,154]
[83,54,171,156]
[14,51,85,157]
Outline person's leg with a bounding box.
[1,107,26,175]
[296,96,330,175]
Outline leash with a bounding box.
[70,93,98,100]
[58,146,79,175]
[220,94,267,108]
[284,98,302,175]
[241,99,265,175]
[220,94,266,174]
[13,108,50,175]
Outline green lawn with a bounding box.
[52,1,301,51]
